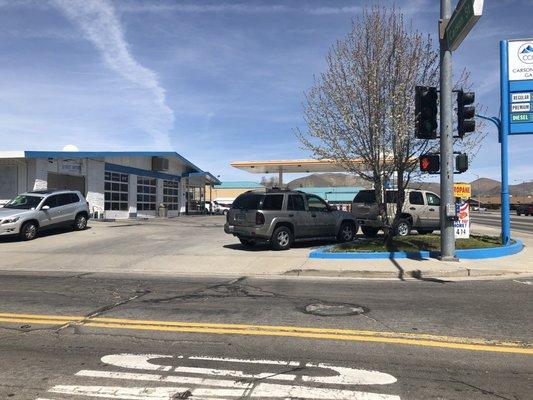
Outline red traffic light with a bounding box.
[419,154,440,174]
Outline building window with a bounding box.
[104,171,129,211]
[163,180,180,210]
[137,177,157,211]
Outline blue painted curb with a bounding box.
[309,240,524,260]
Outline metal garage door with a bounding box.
[47,173,86,195]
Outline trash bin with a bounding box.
[158,203,168,218]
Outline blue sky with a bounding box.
[0,0,531,184]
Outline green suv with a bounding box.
[224,189,358,250]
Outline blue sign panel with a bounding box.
[505,39,533,135]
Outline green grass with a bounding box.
[329,234,506,253]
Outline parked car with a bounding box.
[0,190,90,240]
[213,198,234,215]
[224,189,358,250]
[516,204,533,216]
[351,189,441,237]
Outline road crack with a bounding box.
[56,289,152,332]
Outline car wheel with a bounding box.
[416,229,433,235]
[337,222,356,242]
[239,238,256,247]
[394,219,412,236]
[74,213,88,231]
[20,221,38,241]
[361,226,379,238]
[271,226,292,250]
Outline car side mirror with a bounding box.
[41,205,50,211]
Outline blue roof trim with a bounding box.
[24,151,203,173]
[105,163,181,181]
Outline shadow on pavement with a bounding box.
[0,226,92,243]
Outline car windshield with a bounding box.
[3,194,43,210]
[232,194,265,210]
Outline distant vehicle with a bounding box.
[213,198,234,215]
[516,204,533,216]
[0,190,90,240]
[351,189,441,237]
[224,189,358,250]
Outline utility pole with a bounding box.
[439,0,456,261]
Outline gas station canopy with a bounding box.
[230,159,357,174]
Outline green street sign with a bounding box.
[445,0,484,51]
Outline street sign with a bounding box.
[445,0,484,51]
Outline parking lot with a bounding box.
[0,216,317,276]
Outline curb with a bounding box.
[283,268,532,280]
[309,240,524,260]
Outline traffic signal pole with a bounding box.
[439,0,456,261]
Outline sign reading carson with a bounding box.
[508,39,533,81]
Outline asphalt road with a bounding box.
[471,211,533,234]
[0,272,531,399]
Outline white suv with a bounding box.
[0,190,90,240]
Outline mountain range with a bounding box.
[286,174,532,197]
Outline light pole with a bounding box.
[475,112,510,245]
[472,173,482,210]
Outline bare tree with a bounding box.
[260,176,280,189]
[296,6,485,237]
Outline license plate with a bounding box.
[235,213,245,220]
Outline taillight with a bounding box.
[255,212,265,225]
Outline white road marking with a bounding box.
[304,363,397,385]
[42,353,402,399]
[174,365,296,381]
[189,355,301,366]
[76,369,270,388]
[49,384,401,399]
[101,354,172,372]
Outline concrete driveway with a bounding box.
[0,216,321,276]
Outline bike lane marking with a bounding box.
[39,353,401,399]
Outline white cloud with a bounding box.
[307,6,361,15]
[118,3,290,13]
[52,0,173,148]
[117,2,363,15]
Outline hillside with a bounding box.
[287,173,370,189]
[285,173,531,197]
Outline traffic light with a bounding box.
[455,153,468,173]
[419,154,440,174]
[415,86,438,139]
[457,90,475,138]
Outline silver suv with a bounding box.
[351,189,441,237]
[0,190,90,241]
[224,190,358,250]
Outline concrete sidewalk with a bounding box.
[0,216,530,281]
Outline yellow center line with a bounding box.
[0,312,531,355]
